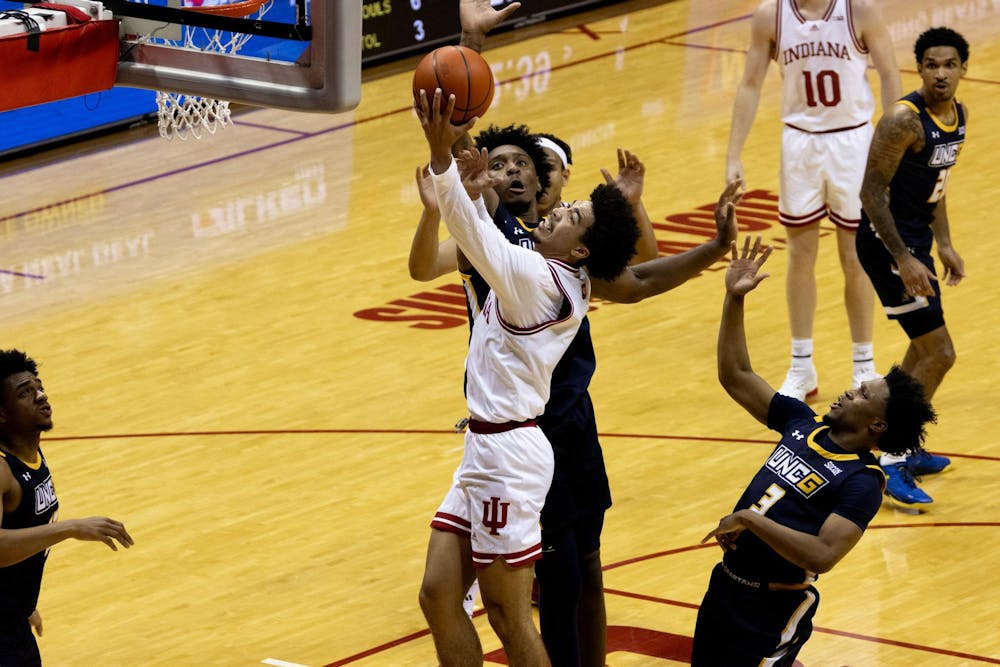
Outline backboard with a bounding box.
[109,0,361,113]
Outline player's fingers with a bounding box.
[600,168,613,184]
[495,1,521,22]
[758,245,773,265]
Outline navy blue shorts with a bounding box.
[539,392,611,534]
[0,616,41,667]
[691,563,819,666]
[857,229,945,339]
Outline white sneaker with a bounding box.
[852,366,881,389]
[463,579,480,618]
[778,365,818,401]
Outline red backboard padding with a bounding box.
[0,13,119,112]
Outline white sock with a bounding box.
[853,342,875,371]
[881,453,907,466]
[463,579,480,618]
[791,338,814,370]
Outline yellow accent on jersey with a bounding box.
[806,427,861,461]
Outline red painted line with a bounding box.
[868,521,1000,529]
[812,627,1000,664]
[602,542,716,571]
[603,587,700,610]
[321,626,432,667]
[41,430,1000,465]
[0,268,44,279]
[576,24,599,40]
[602,589,1000,664]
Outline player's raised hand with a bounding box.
[715,179,744,246]
[68,516,134,551]
[415,164,439,214]
[460,0,521,39]
[416,89,476,171]
[725,236,772,296]
[601,148,644,205]
[456,147,501,199]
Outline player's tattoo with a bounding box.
[860,108,923,256]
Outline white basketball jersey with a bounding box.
[465,260,589,422]
[777,0,874,132]
[431,161,589,423]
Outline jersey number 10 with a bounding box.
[802,70,842,107]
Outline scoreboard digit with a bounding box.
[361,0,614,66]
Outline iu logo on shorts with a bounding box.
[482,496,510,535]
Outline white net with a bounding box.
[138,0,274,140]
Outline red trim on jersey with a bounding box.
[431,512,471,536]
[784,120,868,134]
[822,0,837,21]
[828,210,860,230]
[774,0,782,61]
[472,543,543,568]
[467,418,538,434]
[779,205,827,227]
[496,261,579,336]
[845,0,867,53]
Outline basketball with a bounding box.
[412,45,495,124]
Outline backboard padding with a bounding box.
[115,0,360,112]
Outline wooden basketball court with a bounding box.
[1,0,998,664]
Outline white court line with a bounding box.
[262,659,312,667]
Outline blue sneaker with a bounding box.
[883,463,933,506]
[906,450,951,475]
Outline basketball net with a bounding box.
[138,0,273,140]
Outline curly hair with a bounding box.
[878,366,937,456]
[915,27,969,64]
[474,124,551,197]
[580,183,639,281]
[0,349,38,387]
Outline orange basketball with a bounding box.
[412,45,495,124]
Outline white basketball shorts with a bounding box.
[431,425,554,568]
[779,122,873,230]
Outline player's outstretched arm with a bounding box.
[860,105,937,298]
[409,164,460,281]
[590,180,741,302]
[726,0,776,185]
[853,0,902,110]
[0,516,133,567]
[930,197,965,286]
[459,0,521,53]
[600,148,657,263]
[717,237,774,426]
[702,509,863,574]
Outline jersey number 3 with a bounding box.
[802,70,842,107]
[750,483,786,515]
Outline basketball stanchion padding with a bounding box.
[0,3,118,112]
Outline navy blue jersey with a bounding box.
[861,91,965,248]
[0,449,59,618]
[723,395,884,585]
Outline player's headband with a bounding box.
[536,137,569,170]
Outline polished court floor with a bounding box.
[1,0,998,664]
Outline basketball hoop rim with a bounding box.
[181,0,268,18]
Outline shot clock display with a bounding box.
[361,0,619,66]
